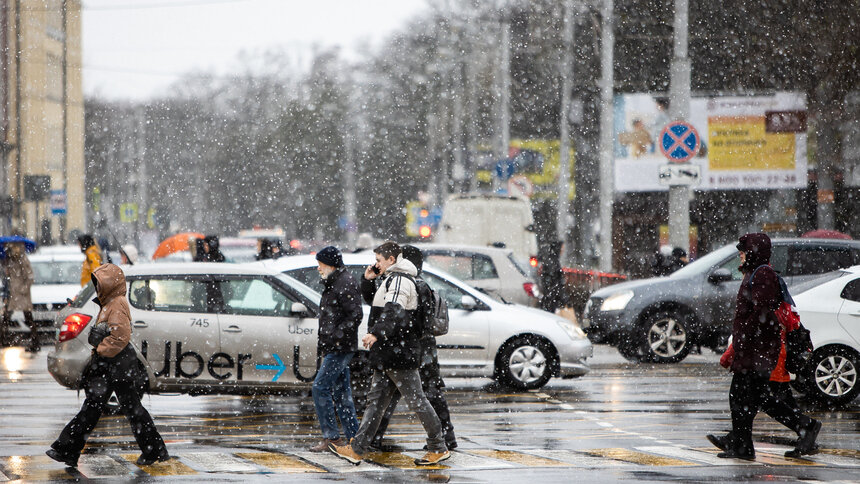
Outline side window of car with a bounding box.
[219,278,296,317]
[769,245,788,275]
[425,254,472,280]
[286,268,324,293]
[130,278,214,313]
[471,255,498,280]
[841,279,860,303]
[719,254,743,280]
[788,247,853,276]
[422,272,476,310]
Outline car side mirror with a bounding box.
[290,302,309,316]
[708,268,733,284]
[461,295,477,310]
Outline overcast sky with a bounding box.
[83,0,427,100]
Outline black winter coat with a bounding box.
[318,267,363,355]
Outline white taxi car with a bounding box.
[252,253,592,390]
[47,263,344,395]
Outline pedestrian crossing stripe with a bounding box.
[585,448,697,466]
[364,451,449,470]
[693,448,824,467]
[181,452,258,473]
[120,454,197,476]
[465,449,570,467]
[235,452,325,473]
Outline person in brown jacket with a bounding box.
[47,264,170,468]
[1,242,38,351]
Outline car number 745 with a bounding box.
[190,318,210,328]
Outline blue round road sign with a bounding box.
[659,122,701,163]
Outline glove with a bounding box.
[88,322,111,348]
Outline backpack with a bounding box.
[385,273,449,337]
[750,265,813,373]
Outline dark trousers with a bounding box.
[51,366,167,459]
[372,343,456,446]
[729,372,812,453]
[1,310,39,350]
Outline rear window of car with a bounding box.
[424,253,498,281]
[31,260,81,285]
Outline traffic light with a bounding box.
[419,225,432,238]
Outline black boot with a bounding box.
[785,420,821,458]
[46,449,79,467]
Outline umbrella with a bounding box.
[801,229,852,240]
[0,236,37,259]
[152,232,204,260]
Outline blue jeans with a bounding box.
[312,352,359,440]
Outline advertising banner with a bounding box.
[613,92,808,191]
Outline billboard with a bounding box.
[614,92,808,191]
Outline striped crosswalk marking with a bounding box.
[635,446,746,466]
[235,452,325,473]
[465,449,570,467]
[0,456,73,481]
[585,448,697,466]
[693,448,824,467]
[404,451,516,469]
[77,455,135,478]
[292,451,386,473]
[364,451,448,470]
[181,452,258,473]
[120,454,197,476]
[524,449,637,468]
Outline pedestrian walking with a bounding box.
[369,244,457,450]
[77,234,103,286]
[202,235,226,262]
[47,263,170,467]
[707,233,821,460]
[1,242,38,351]
[329,242,449,466]
[309,246,362,452]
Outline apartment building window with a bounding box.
[46,53,63,102]
[45,0,65,41]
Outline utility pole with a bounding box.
[494,4,512,187]
[667,0,692,251]
[597,0,615,272]
[343,131,358,249]
[557,0,575,243]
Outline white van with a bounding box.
[436,193,538,266]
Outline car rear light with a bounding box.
[58,313,92,343]
[523,282,541,299]
[529,257,538,268]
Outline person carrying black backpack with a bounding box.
[369,244,457,451]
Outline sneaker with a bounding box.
[46,449,78,467]
[136,451,171,466]
[329,442,362,465]
[414,451,451,466]
[310,438,342,453]
[716,450,755,461]
[788,420,822,457]
[706,434,729,451]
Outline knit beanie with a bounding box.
[316,246,343,268]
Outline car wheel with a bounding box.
[807,347,860,407]
[641,311,692,363]
[496,337,554,390]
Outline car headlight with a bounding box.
[600,291,634,312]
[557,320,586,340]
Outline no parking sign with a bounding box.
[659,121,700,163]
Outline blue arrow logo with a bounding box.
[255,353,286,382]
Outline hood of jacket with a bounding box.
[737,233,771,273]
[384,254,418,278]
[91,263,132,358]
[92,263,127,304]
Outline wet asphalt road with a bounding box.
[2,344,859,483]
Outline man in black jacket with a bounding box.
[329,242,449,466]
[309,246,363,452]
[369,245,457,450]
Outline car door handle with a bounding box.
[223,325,242,333]
[133,321,148,328]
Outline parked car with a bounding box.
[582,238,860,363]
[252,253,591,389]
[436,193,538,266]
[3,247,83,344]
[792,265,860,406]
[412,243,540,306]
[48,263,337,395]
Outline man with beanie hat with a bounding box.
[309,246,363,452]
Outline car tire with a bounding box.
[806,346,860,407]
[495,336,554,390]
[640,310,692,364]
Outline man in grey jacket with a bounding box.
[329,241,449,466]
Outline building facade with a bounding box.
[1,0,84,242]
